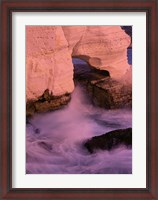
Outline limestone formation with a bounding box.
[26,26,74,100]
[26,26,131,113]
[65,26,131,78]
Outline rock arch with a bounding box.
[26,26,131,103]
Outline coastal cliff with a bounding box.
[26,26,131,115]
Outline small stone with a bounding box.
[35,128,40,134]
[38,141,52,151]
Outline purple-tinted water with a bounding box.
[26,84,132,174]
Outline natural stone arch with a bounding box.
[63,26,131,79]
[26,26,131,103]
[72,57,110,83]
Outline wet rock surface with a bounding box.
[74,62,132,109]
[26,89,71,117]
[84,128,132,153]
[87,77,132,109]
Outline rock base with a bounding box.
[26,89,71,117]
[87,77,132,109]
[74,63,132,109]
[84,128,132,153]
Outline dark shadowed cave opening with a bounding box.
[71,58,112,108]
[72,58,110,85]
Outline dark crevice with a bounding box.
[72,58,110,84]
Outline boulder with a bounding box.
[87,77,132,108]
[84,128,132,153]
[74,62,132,108]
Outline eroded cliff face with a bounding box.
[26,26,74,100]
[26,26,131,115]
[64,26,131,78]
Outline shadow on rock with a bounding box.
[84,128,132,153]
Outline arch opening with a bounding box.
[72,57,110,85]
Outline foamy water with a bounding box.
[26,84,132,174]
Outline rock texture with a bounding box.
[87,78,132,109]
[74,62,132,108]
[26,26,131,113]
[26,89,71,117]
[68,26,131,79]
[26,26,74,100]
[84,128,132,153]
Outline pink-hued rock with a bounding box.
[69,26,130,78]
[62,26,86,53]
[26,26,74,100]
[26,26,131,102]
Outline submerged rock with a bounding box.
[34,128,40,134]
[84,128,132,153]
[38,141,53,151]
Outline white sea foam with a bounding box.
[26,84,132,174]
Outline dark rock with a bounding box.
[35,128,40,134]
[74,63,109,83]
[84,128,132,153]
[74,61,131,109]
[26,170,32,174]
[26,90,71,117]
[26,101,36,117]
[87,77,132,109]
[26,118,30,124]
[38,141,53,151]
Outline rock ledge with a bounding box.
[84,128,132,153]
